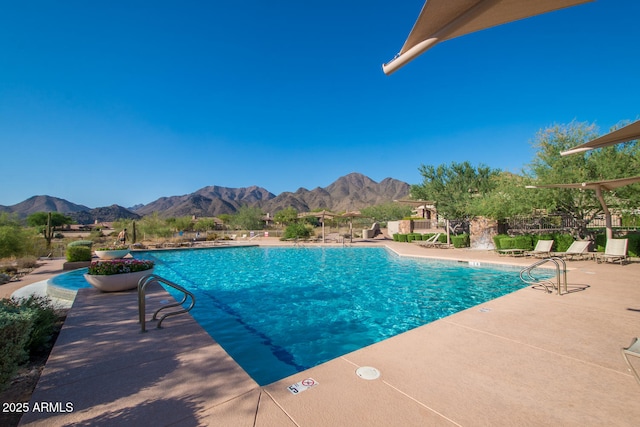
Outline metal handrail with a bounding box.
[520,257,567,295]
[138,273,196,332]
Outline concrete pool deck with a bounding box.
[11,239,640,426]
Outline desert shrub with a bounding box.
[499,237,516,249]
[0,296,59,391]
[407,233,421,242]
[551,233,574,252]
[499,236,532,250]
[17,256,38,270]
[67,240,93,248]
[625,233,640,257]
[514,235,534,250]
[451,234,470,248]
[88,229,104,239]
[492,234,510,250]
[66,246,91,262]
[9,296,57,354]
[282,223,311,240]
[0,309,33,391]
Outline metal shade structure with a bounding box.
[561,120,640,156]
[383,0,592,75]
[526,176,640,239]
[298,210,336,243]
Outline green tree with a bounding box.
[231,206,264,230]
[137,213,173,240]
[26,212,73,229]
[360,202,413,222]
[273,207,298,225]
[526,121,640,234]
[410,161,501,220]
[168,216,194,232]
[194,218,217,232]
[282,223,312,239]
[469,172,540,220]
[0,213,29,257]
[217,214,233,227]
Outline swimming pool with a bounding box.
[52,246,537,385]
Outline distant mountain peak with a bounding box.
[5,173,410,219]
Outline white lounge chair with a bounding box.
[525,240,554,258]
[596,238,628,265]
[551,241,591,260]
[416,233,442,248]
[622,337,640,386]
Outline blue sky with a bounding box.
[1,1,638,208]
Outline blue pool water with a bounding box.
[52,247,535,385]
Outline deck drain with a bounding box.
[356,366,380,380]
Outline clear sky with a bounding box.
[1,1,638,208]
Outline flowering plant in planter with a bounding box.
[96,245,129,251]
[87,259,154,276]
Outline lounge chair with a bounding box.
[551,241,591,260]
[622,337,640,386]
[416,233,442,248]
[595,238,628,265]
[524,240,554,258]
[363,222,382,239]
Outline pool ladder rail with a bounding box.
[138,273,196,332]
[520,257,568,295]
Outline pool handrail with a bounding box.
[520,257,567,295]
[138,273,196,332]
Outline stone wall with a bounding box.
[470,216,498,250]
[398,220,413,234]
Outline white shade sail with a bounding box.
[526,176,640,193]
[561,120,640,156]
[383,0,592,75]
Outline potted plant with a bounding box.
[84,259,154,292]
[94,245,131,260]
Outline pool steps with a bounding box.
[138,273,196,332]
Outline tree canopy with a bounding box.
[26,212,73,228]
[526,121,640,230]
[408,120,639,235]
[410,161,500,220]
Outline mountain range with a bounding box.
[0,173,410,224]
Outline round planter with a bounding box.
[95,249,130,260]
[84,268,153,292]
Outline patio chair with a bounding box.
[524,240,554,258]
[622,337,640,386]
[595,238,628,265]
[551,241,591,260]
[416,233,442,248]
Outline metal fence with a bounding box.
[504,214,623,234]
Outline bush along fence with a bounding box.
[392,233,470,248]
[492,232,640,257]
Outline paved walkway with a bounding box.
[14,240,640,426]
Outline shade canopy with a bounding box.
[526,176,640,192]
[298,210,336,243]
[383,0,592,75]
[526,176,640,239]
[561,120,640,156]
